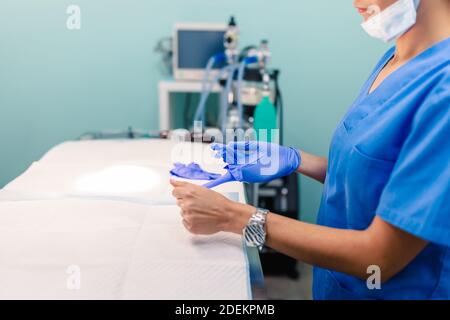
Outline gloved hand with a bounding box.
[204,141,301,187]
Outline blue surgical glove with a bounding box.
[170,163,221,181]
[206,141,301,186]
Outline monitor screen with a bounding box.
[177,30,226,69]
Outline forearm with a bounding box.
[174,178,427,282]
[297,151,328,183]
[227,203,376,280]
[265,213,373,279]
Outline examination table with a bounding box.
[0,139,263,300]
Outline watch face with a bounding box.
[244,224,266,249]
[245,209,268,250]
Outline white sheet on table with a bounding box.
[4,162,176,205]
[36,139,246,200]
[40,140,179,165]
[0,139,250,299]
[0,199,146,300]
[0,200,250,300]
[39,140,225,174]
[121,206,249,300]
[4,142,246,205]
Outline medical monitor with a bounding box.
[173,23,227,81]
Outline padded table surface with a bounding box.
[0,139,262,300]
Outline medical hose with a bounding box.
[273,70,284,145]
[237,56,258,128]
[220,65,238,132]
[193,53,226,126]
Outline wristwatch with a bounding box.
[244,208,269,251]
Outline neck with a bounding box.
[395,0,450,62]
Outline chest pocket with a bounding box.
[344,145,395,229]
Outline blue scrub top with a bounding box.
[313,37,450,300]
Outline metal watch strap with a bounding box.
[244,208,269,251]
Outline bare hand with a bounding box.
[170,179,236,235]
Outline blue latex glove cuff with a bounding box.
[202,171,235,189]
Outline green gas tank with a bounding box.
[253,95,277,143]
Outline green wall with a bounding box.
[0,0,387,222]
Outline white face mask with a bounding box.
[361,0,421,43]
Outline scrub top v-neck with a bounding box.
[313,37,450,300]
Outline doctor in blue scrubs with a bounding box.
[171,0,450,299]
